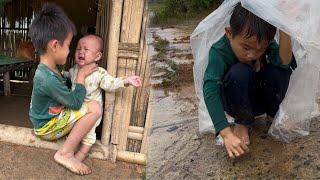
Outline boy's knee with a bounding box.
[263,65,291,90]
[225,63,254,85]
[88,101,103,118]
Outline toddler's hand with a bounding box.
[124,76,143,87]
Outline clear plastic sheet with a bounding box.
[191,0,320,142]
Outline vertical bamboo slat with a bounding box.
[141,85,153,154]
[102,0,124,147]
[115,0,145,151]
[128,4,149,152]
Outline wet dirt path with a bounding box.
[146,26,320,179]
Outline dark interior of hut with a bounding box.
[0,0,103,131]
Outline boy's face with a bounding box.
[225,27,269,63]
[75,37,102,68]
[53,33,73,65]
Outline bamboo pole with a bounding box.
[116,0,145,152]
[128,126,144,134]
[127,132,143,141]
[102,0,124,146]
[116,151,147,165]
[128,4,150,152]
[141,88,153,154]
[0,124,110,160]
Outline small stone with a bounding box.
[167,126,178,132]
[292,154,300,161]
[300,146,304,149]
[207,171,214,177]
[304,159,312,166]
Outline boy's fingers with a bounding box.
[240,143,249,152]
[232,148,240,157]
[227,148,235,159]
[235,145,245,155]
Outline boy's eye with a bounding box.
[243,46,250,51]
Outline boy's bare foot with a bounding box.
[75,151,88,162]
[233,124,250,145]
[54,150,91,175]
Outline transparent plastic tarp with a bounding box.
[191,0,320,142]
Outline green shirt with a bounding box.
[203,35,292,134]
[29,63,86,129]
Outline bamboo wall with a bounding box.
[99,0,151,164]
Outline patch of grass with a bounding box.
[161,60,178,87]
[154,36,169,54]
[149,0,223,26]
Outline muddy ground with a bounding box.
[0,81,143,179]
[146,26,320,179]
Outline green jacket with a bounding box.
[203,34,294,134]
[29,63,86,129]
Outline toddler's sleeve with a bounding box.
[98,68,125,92]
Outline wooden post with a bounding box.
[101,0,124,146]
[3,71,11,96]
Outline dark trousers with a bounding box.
[222,63,292,125]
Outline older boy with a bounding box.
[29,3,100,175]
[203,3,296,158]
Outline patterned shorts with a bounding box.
[34,102,89,141]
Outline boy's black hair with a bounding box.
[28,3,76,55]
[230,3,276,43]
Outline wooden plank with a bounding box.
[3,71,10,96]
[118,50,139,60]
[118,43,140,51]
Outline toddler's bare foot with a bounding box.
[54,150,91,175]
[233,124,250,145]
[75,151,88,162]
[75,144,91,162]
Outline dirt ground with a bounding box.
[0,82,143,179]
[146,26,320,179]
[0,142,142,179]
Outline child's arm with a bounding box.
[204,48,249,158]
[99,68,142,91]
[45,63,97,110]
[279,30,293,65]
[123,76,143,87]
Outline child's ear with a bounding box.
[94,52,102,62]
[48,39,59,52]
[225,27,232,40]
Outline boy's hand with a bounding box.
[220,127,249,159]
[124,76,143,87]
[76,63,98,84]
